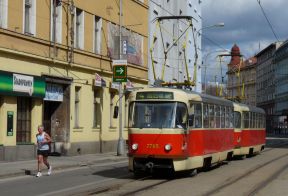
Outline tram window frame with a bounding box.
[215,105,220,128]
[256,113,259,128]
[220,106,225,128]
[251,112,255,128]
[188,102,202,128]
[243,111,249,128]
[203,103,209,128]
[234,111,241,129]
[175,102,188,129]
[229,107,234,128]
[225,106,230,128]
[209,104,215,128]
[128,102,135,128]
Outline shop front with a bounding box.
[43,76,72,156]
[0,71,45,161]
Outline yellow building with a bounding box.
[0,0,148,161]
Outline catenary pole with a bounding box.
[117,0,125,156]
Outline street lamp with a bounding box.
[197,22,225,36]
[203,50,229,93]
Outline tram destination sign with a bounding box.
[136,92,174,100]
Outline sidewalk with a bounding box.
[0,152,128,179]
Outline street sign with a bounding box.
[113,60,127,82]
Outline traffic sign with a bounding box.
[113,60,127,82]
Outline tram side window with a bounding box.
[256,113,259,128]
[220,106,225,128]
[209,104,215,128]
[128,102,134,127]
[215,105,220,128]
[195,104,202,128]
[203,104,209,128]
[243,111,249,128]
[188,103,202,128]
[251,112,255,128]
[229,107,234,128]
[175,102,188,129]
[225,106,230,128]
[234,111,241,129]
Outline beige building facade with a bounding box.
[0,0,148,161]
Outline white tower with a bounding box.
[148,0,202,92]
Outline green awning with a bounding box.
[0,71,46,98]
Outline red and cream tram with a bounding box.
[233,103,266,157]
[127,88,237,173]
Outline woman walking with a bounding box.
[36,125,52,177]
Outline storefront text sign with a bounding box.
[13,74,34,95]
[44,83,63,102]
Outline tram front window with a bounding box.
[130,102,177,128]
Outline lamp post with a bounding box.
[196,22,225,93]
[117,0,125,156]
[197,22,225,36]
[203,49,229,93]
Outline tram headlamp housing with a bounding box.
[164,144,172,151]
[132,143,138,150]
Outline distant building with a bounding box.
[148,0,202,92]
[274,40,288,130]
[226,44,257,105]
[256,42,282,132]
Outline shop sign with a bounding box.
[0,71,46,98]
[44,83,63,102]
[13,74,34,95]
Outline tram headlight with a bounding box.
[132,143,138,150]
[164,144,172,151]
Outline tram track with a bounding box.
[203,140,288,196]
[74,138,288,196]
[85,175,172,196]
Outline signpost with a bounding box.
[113,60,127,82]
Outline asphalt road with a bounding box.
[1,137,288,196]
[0,161,129,196]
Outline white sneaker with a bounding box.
[36,172,42,177]
[47,166,52,176]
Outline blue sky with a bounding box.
[201,0,287,82]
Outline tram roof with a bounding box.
[233,102,265,114]
[131,87,234,106]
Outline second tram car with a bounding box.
[233,103,266,157]
[128,88,238,173]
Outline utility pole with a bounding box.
[117,0,125,156]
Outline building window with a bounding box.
[24,0,36,35]
[50,0,62,43]
[0,0,8,28]
[74,86,81,127]
[75,8,84,49]
[94,16,102,54]
[17,97,31,143]
[93,89,101,128]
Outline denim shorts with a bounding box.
[37,150,50,157]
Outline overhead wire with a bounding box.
[256,0,279,41]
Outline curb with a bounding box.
[0,157,128,179]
